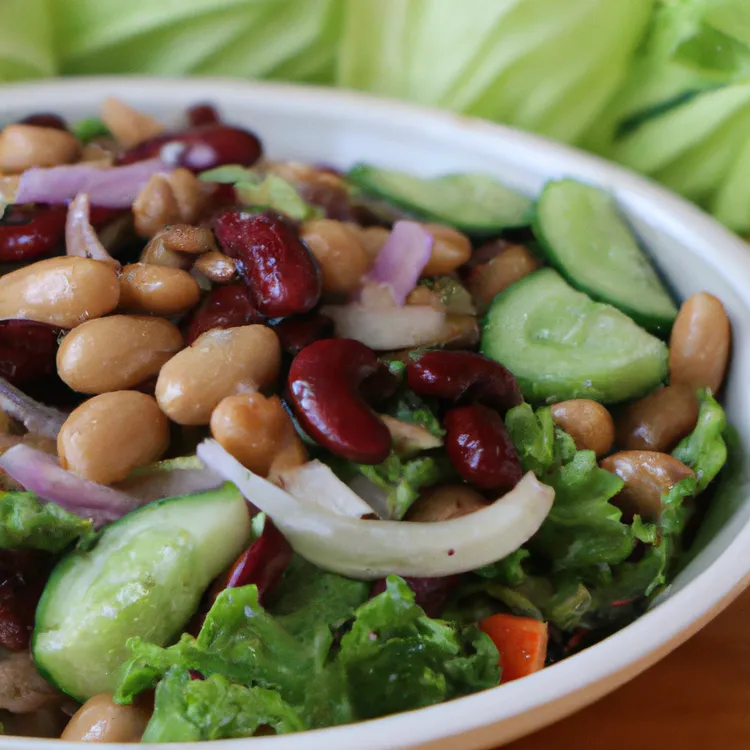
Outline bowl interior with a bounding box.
[1,78,749,750]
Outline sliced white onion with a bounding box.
[114,456,223,503]
[0,444,139,527]
[197,439,555,580]
[15,158,169,208]
[65,193,120,268]
[276,460,377,518]
[362,221,432,306]
[321,303,447,351]
[0,377,67,439]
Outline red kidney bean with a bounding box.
[19,113,68,131]
[187,103,220,127]
[0,205,67,262]
[0,320,62,386]
[288,338,393,464]
[208,520,292,605]
[444,404,522,491]
[271,312,334,356]
[406,351,523,415]
[0,550,51,652]
[118,123,262,171]
[370,575,462,618]
[185,283,264,344]
[214,210,321,318]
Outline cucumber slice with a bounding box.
[481,269,669,404]
[533,180,678,336]
[348,163,532,234]
[33,485,250,701]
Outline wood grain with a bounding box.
[503,587,750,750]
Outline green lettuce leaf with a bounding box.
[355,453,454,520]
[142,669,304,742]
[52,0,343,83]
[71,117,111,143]
[337,0,652,143]
[0,0,55,82]
[199,168,319,221]
[673,388,728,490]
[0,492,93,552]
[116,576,498,734]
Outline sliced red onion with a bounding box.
[0,377,66,439]
[65,193,120,268]
[15,158,169,208]
[198,439,555,580]
[321,303,447,351]
[276,460,377,518]
[0,444,139,527]
[361,220,432,306]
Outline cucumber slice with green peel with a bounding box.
[481,269,669,404]
[33,485,250,701]
[348,164,533,234]
[533,180,678,336]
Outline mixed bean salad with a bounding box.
[0,100,732,741]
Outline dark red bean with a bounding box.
[444,404,522,491]
[0,320,62,386]
[118,123,262,171]
[214,210,321,318]
[187,104,220,127]
[0,550,51,652]
[406,350,522,415]
[370,575,462,618]
[19,113,68,131]
[0,205,67,262]
[271,312,334,356]
[185,283,264,344]
[288,339,393,464]
[208,520,292,605]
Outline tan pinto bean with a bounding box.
[550,399,615,457]
[600,450,695,521]
[58,391,169,484]
[61,693,151,742]
[669,292,731,393]
[101,97,164,148]
[193,251,236,283]
[0,124,80,172]
[357,225,391,260]
[160,224,218,255]
[57,315,183,394]
[466,244,541,311]
[211,393,288,475]
[421,223,472,276]
[139,234,193,270]
[119,263,201,316]
[406,484,488,522]
[301,219,371,295]
[156,325,280,425]
[0,257,120,328]
[616,384,699,452]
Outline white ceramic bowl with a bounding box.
[1,78,750,750]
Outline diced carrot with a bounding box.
[479,613,548,683]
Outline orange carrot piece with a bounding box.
[479,613,548,683]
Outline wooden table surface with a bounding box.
[503,587,750,750]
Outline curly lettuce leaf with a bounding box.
[142,669,304,742]
[116,576,498,734]
[338,0,652,143]
[673,388,728,490]
[356,454,454,520]
[0,492,93,552]
[339,576,499,718]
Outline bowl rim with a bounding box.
[2,76,750,749]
